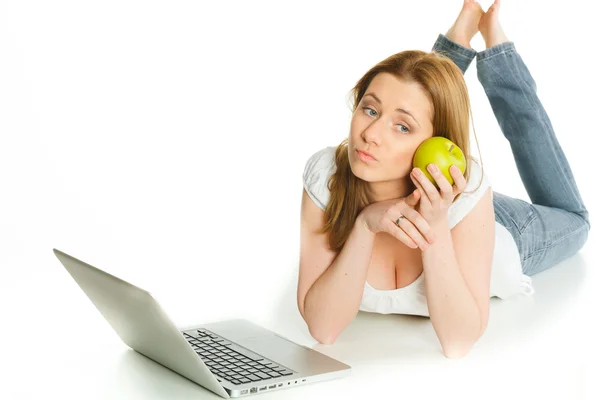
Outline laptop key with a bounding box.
[247,374,262,382]
[239,378,251,384]
[267,371,282,378]
[224,343,265,361]
[255,372,272,380]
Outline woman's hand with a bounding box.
[358,189,435,251]
[409,163,468,229]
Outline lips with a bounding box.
[356,149,377,161]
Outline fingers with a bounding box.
[387,219,419,249]
[451,165,468,195]
[410,171,429,207]
[404,188,420,207]
[388,206,435,251]
[426,164,454,201]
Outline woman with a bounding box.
[298,0,590,358]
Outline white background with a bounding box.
[1,0,598,399]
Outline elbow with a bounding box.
[299,298,340,345]
[442,333,482,359]
[441,315,487,359]
[443,344,473,359]
[309,327,338,345]
[300,312,339,344]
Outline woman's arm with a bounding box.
[302,213,375,344]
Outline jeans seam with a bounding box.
[434,34,476,60]
[477,48,516,63]
[522,222,589,262]
[495,199,537,235]
[437,44,475,60]
[519,212,537,233]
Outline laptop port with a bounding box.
[268,384,276,389]
[250,388,257,393]
[259,386,267,391]
[241,389,248,394]
[277,383,283,387]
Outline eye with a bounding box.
[397,124,410,133]
[362,106,377,117]
[361,107,410,133]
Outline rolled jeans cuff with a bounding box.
[476,41,517,63]
[431,33,477,74]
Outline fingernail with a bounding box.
[428,164,437,172]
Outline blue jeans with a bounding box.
[431,33,591,277]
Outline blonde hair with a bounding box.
[320,49,485,253]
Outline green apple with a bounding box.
[412,137,466,189]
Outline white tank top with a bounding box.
[302,146,534,317]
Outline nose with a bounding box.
[361,117,388,144]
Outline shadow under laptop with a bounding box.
[107,349,224,399]
[266,253,588,366]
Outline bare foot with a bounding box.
[479,0,510,48]
[445,0,485,49]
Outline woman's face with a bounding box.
[349,72,434,200]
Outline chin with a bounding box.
[349,162,373,182]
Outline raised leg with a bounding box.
[476,43,590,275]
[476,42,590,227]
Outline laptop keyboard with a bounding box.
[183,328,295,386]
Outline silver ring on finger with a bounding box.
[395,214,405,227]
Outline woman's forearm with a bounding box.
[303,214,375,344]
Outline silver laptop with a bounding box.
[53,248,351,398]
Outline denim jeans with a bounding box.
[431,33,591,277]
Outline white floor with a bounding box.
[3,230,598,400]
[2,1,598,399]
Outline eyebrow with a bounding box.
[363,92,421,128]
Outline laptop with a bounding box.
[53,248,351,398]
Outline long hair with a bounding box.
[320,49,485,253]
